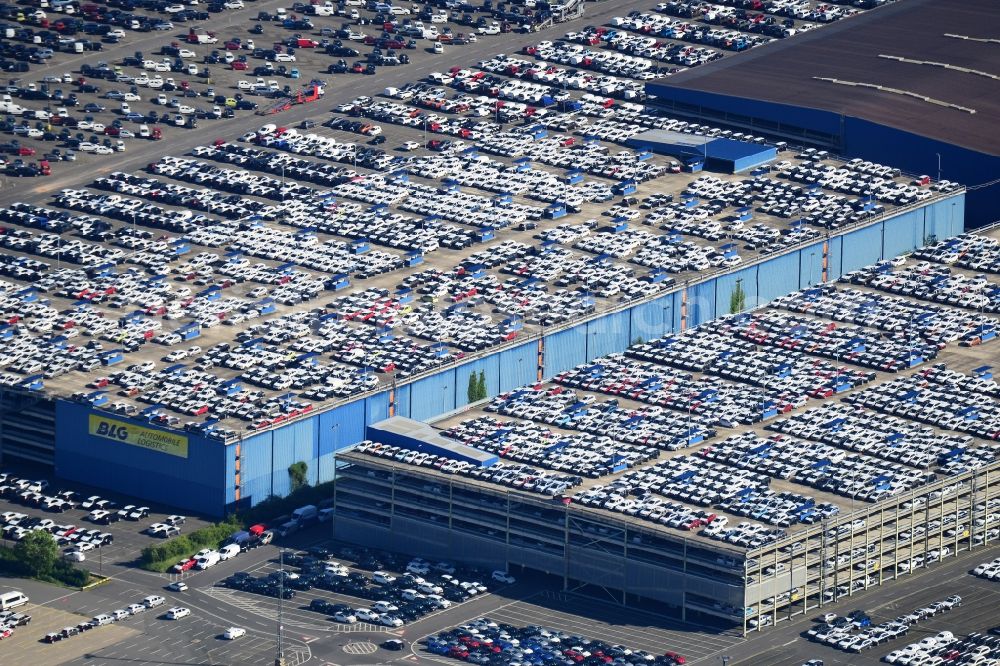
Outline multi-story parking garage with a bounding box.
[328,227,1000,633]
[332,448,1000,632]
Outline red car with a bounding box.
[231,61,248,70]
[171,558,197,573]
[664,651,686,665]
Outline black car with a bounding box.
[309,598,334,614]
[382,639,405,651]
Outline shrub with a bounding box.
[139,515,242,572]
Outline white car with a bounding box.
[491,570,516,584]
[401,141,420,151]
[166,581,188,592]
[380,615,404,628]
[274,53,296,62]
[166,607,191,619]
[355,608,380,622]
[333,611,357,624]
[64,550,86,562]
[178,49,196,58]
[143,595,165,608]
[372,571,396,585]
[165,4,184,12]
[224,627,246,640]
[127,603,146,615]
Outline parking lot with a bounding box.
[725,549,1000,666]
[0,0,989,664]
[0,467,216,572]
[0,0,959,450]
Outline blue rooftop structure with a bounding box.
[626,130,776,173]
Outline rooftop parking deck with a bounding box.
[0,82,961,438]
[348,228,1000,550]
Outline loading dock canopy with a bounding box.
[626,130,776,173]
[367,416,499,467]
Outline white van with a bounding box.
[0,591,28,610]
[195,551,221,570]
[218,544,240,561]
[291,504,318,524]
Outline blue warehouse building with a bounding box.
[626,130,777,173]
[643,0,999,226]
[43,193,965,517]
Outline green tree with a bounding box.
[14,530,58,577]
[467,372,478,403]
[288,461,309,492]
[477,370,488,400]
[730,281,747,314]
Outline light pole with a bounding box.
[275,549,285,666]
[325,422,339,485]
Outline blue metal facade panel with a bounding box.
[316,452,337,483]
[844,118,995,226]
[841,223,884,273]
[883,209,924,258]
[923,195,965,242]
[543,325,587,376]
[366,391,391,427]
[499,343,538,392]
[270,427,297,499]
[757,250,798,300]
[629,293,675,344]
[455,354,501,407]
[324,399,367,451]
[225,445,237,506]
[239,431,274,508]
[646,85,843,136]
[395,383,412,418]
[715,266,759,314]
[283,419,316,482]
[827,234,844,280]
[688,280,717,326]
[53,400,227,515]
[409,371,457,422]
[586,310,630,361]
[798,243,824,290]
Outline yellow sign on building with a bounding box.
[88,415,189,458]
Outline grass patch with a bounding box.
[138,515,242,572]
[0,540,90,588]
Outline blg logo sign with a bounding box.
[95,421,129,440]
[88,415,189,458]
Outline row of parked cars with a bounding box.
[971,556,1000,582]
[807,596,961,654]
[44,593,170,643]
[424,617,687,666]
[885,630,1000,666]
